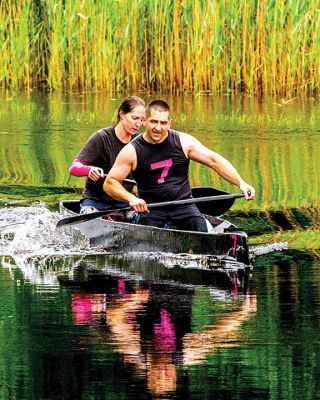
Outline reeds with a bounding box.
[0,0,319,95]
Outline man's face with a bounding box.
[144,109,172,144]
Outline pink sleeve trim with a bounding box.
[69,159,91,177]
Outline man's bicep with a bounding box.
[108,145,135,181]
[181,133,214,164]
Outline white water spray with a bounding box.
[0,204,289,290]
[0,202,92,257]
[250,242,288,257]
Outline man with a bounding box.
[104,99,255,232]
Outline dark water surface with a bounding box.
[0,91,319,399]
[0,252,320,399]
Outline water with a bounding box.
[0,91,319,399]
[1,250,319,399]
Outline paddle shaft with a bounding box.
[56,193,244,228]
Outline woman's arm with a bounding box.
[69,158,104,181]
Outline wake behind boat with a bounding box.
[59,188,250,266]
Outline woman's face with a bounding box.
[120,105,146,136]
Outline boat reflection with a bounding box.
[59,252,252,295]
[59,254,256,397]
[1,252,256,397]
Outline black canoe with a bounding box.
[59,193,250,266]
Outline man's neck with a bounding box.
[143,131,169,145]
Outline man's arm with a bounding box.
[180,133,255,200]
[103,144,149,213]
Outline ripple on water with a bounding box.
[0,203,92,257]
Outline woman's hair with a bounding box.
[116,96,145,124]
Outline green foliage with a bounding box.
[0,0,319,94]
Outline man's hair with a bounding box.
[116,96,145,124]
[146,100,171,119]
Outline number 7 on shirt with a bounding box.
[151,159,173,184]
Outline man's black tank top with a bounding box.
[131,130,192,203]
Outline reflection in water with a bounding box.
[1,251,320,399]
[229,206,320,250]
[1,91,320,398]
[56,255,255,397]
[183,296,257,367]
[58,253,252,296]
[1,92,319,254]
[68,281,255,397]
[1,252,254,397]
[0,92,319,213]
[72,293,107,325]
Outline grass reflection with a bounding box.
[0,92,319,250]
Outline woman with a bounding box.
[69,96,145,213]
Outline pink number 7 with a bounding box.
[151,159,173,184]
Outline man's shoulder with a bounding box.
[169,128,181,135]
[168,129,189,145]
[130,133,144,145]
[171,130,193,140]
[169,129,189,138]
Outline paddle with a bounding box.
[122,178,136,185]
[106,178,232,215]
[191,187,239,216]
[56,192,244,228]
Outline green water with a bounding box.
[1,91,319,248]
[0,91,320,399]
[0,252,319,400]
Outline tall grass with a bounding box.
[0,0,319,95]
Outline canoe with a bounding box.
[59,196,250,266]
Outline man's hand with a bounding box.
[128,194,149,213]
[239,181,255,200]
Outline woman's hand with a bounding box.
[88,167,104,181]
